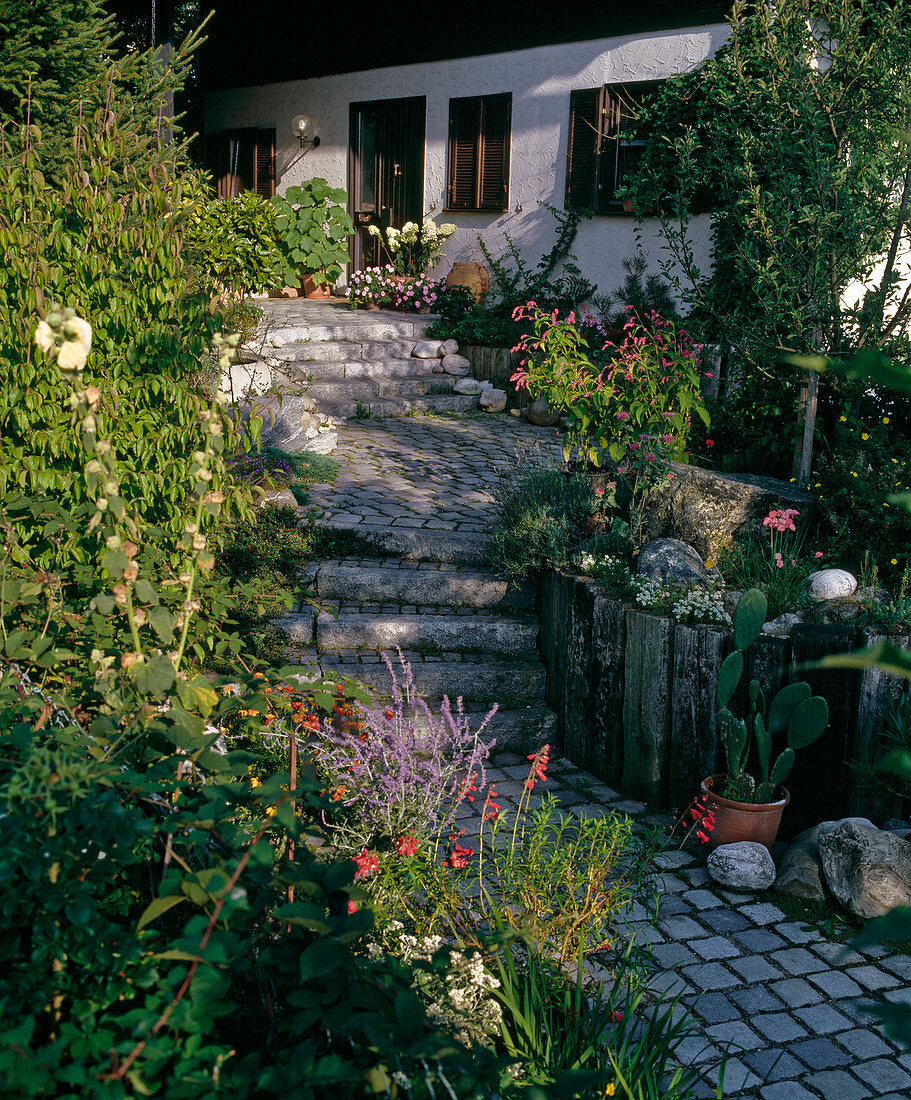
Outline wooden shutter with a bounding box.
[448,97,481,210]
[565,88,603,211]
[478,93,511,210]
[252,128,275,198]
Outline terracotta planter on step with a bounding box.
[303,275,331,299]
[445,261,490,303]
[700,774,789,851]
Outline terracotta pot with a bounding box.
[700,774,789,851]
[303,275,331,299]
[445,261,490,303]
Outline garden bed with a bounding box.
[537,567,910,836]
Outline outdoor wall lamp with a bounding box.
[291,114,321,148]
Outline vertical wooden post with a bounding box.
[622,610,674,804]
[669,623,726,810]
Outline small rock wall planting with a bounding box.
[537,568,911,838]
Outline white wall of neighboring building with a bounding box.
[205,24,728,299]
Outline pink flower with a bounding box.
[347,900,358,913]
[616,410,631,421]
[594,486,605,497]
[774,552,784,569]
[815,551,824,559]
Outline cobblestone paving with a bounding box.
[474,753,911,1100]
[306,415,563,533]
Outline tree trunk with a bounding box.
[792,369,818,484]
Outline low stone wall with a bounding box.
[537,569,911,837]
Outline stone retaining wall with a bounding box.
[537,569,911,837]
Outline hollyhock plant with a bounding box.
[312,651,495,854]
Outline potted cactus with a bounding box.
[702,588,830,849]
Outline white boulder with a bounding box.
[807,568,857,601]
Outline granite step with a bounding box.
[303,377,455,402]
[321,657,545,706]
[316,611,540,658]
[277,358,437,381]
[313,522,487,564]
[267,320,435,345]
[269,337,422,361]
[405,704,555,753]
[314,393,479,419]
[313,564,534,609]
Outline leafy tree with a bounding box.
[632,0,911,480]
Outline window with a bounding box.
[446,93,511,212]
[564,83,659,214]
[207,127,275,198]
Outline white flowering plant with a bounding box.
[575,550,731,626]
[368,217,457,276]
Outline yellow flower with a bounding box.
[852,471,858,477]
[861,433,869,440]
[704,558,715,568]
[892,559,899,565]
[603,1087,616,1098]
[789,477,796,483]
[884,417,890,425]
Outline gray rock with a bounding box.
[479,388,507,413]
[640,464,814,561]
[807,568,858,601]
[523,396,561,427]
[413,340,444,358]
[452,377,484,395]
[637,538,708,589]
[708,842,777,891]
[819,596,864,623]
[818,820,911,918]
[441,353,471,376]
[431,361,445,373]
[762,611,806,637]
[440,338,459,356]
[258,487,299,510]
[303,430,337,454]
[775,826,826,900]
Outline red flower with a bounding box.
[696,830,710,844]
[395,835,420,856]
[609,1011,624,1023]
[353,848,379,879]
[524,744,551,790]
[447,843,474,869]
[347,900,358,913]
[705,439,715,447]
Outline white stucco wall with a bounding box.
[205,25,729,299]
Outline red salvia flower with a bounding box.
[353,848,379,879]
[395,835,419,856]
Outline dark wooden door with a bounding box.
[349,97,426,271]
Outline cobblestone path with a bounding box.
[260,302,911,1099]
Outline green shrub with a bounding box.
[183,180,284,299]
[271,179,354,290]
[0,131,247,569]
[488,460,598,577]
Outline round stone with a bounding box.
[479,388,507,413]
[637,538,708,589]
[440,338,459,356]
[441,353,471,376]
[452,377,484,395]
[412,340,444,358]
[807,568,857,601]
[707,841,776,891]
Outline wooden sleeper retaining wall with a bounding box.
[537,569,911,836]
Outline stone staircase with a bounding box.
[256,302,481,420]
[280,527,556,754]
